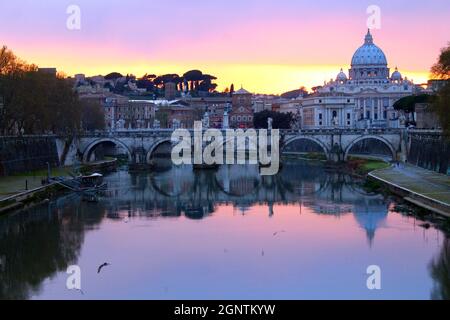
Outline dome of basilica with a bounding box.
[351,29,388,66]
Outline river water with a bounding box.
[0,160,448,300]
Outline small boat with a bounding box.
[51,173,107,192]
[77,173,107,191]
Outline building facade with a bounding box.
[230,87,254,129]
[300,30,422,129]
[182,97,232,129]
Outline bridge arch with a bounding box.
[146,138,173,164]
[344,135,396,161]
[282,136,330,159]
[83,138,132,163]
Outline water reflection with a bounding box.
[107,161,389,245]
[430,238,450,300]
[0,197,103,299]
[0,160,448,300]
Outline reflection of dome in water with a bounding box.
[353,202,388,246]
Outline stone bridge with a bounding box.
[282,128,406,162]
[57,128,407,165]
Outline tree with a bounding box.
[81,100,105,132]
[253,110,294,129]
[153,74,181,89]
[0,46,83,135]
[431,43,450,135]
[393,94,435,124]
[198,74,218,92]
[105,72,123,80]
[183,70,203,92]
[281,87,308,99]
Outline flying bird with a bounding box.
[273,230,286,236]
[97,263,111,274]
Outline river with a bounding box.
[0,160,448,300]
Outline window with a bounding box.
[319,114,323,120]
[347,113,351,120]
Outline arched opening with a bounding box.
[345,137,395,161]
[283,137,328,161]
[147,140,174,171]
[83,139,131,163]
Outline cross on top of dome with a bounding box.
[364,29,374,45]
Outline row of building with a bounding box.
[78,30,443,131]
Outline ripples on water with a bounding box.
[0,160,448,300]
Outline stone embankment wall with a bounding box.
[407,131,450,175]
[0,136,59,176]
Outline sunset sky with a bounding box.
[1,0,449,94]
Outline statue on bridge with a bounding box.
[202,111,210,129]
[332,116,338,127]
[116,118,125,131]
[268,117,273,130]
[172,118,181,130]
[222,103,231,130]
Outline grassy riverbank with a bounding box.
[0,167,74,201]
[347,157,391,176]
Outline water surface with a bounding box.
[0,161,448,300]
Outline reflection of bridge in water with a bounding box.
[101,161,389,244]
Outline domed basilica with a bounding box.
[300,30,422,129]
